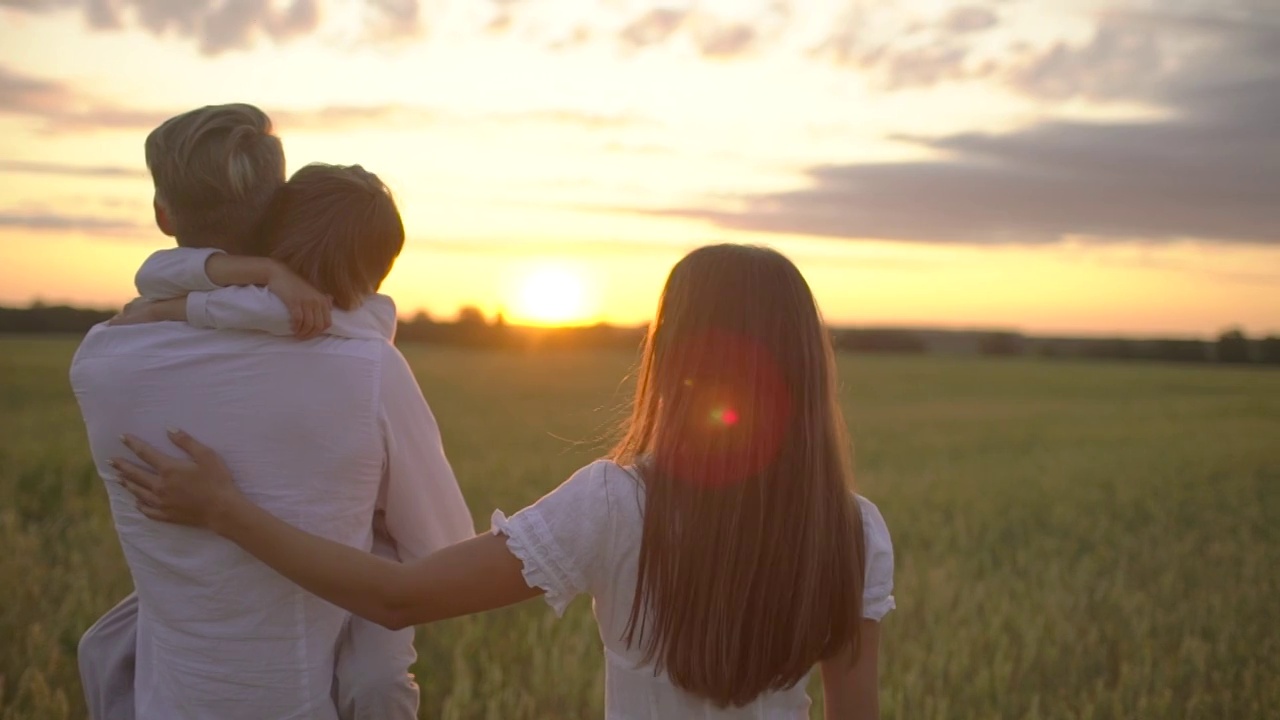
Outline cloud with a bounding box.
[361,0,423,42]
[619,8,689,50]
[0,65,73,115]
[809,2,1000,90]
[548,24,592,50]
[484,0,522,35]
[272,103,442,130]
[0,0,417,54]
[658,13,1280,246]
[0,65,646,134]
[493,108,647,129]
[614,5,776,60]
[0,211,143,234]
[695,22,759,58]
[1004,14,1180,102]
[809,5,1221,97]
[941,6,998,34]
[274,104,646,131]
[0,65,170,131]
[0,69,444,132]
[0,160,147,178]
[867,43,977,89]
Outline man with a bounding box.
[72,105,473,719]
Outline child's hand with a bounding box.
[265,263,332,340]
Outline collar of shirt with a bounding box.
[332,294,398,341]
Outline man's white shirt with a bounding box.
[72,250,474,719]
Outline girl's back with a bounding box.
[493,459,895,719]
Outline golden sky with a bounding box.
[1,0,1277,336]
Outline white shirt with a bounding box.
[133,247,398,342]
[72,248,474,720]
[492,461,895,719]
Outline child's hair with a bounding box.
[144,104,285,249]
[611,244,866,708]
[258,164,405,311]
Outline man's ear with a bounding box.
[153,199,176,237]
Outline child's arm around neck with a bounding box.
[129,247,332,338]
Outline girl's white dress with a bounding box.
[492,460,896,719]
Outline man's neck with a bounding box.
[175,237,240,254]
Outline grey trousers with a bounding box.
[78,541,419,720]
[77,593,138,720]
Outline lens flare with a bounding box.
[657,329,793,488]
[711,407,739,426]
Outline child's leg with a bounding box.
[78,592,138,720]
[332,534,419,720]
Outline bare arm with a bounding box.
[135,249,289,294]
[131,247,332,337]
[201,254,279,287]
[203,255,333,337]
[113,431,540,630]
[821,620,881,720]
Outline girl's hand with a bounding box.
[265,262,332,340]
[112,429,244,532]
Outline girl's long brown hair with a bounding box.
[612,244,866,708]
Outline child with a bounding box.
[114,162,403,344]
[114,244,895,719]
[83,158,470,720]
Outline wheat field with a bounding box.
[1,336,1277,719]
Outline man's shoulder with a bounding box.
[74,322,393,362]
[374,340,415,376]
[73,321,194,358]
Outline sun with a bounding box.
[511,264,593,326]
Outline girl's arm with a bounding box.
[820,620,881,720]
[112,430,540,629]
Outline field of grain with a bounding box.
[1,336,1277,719]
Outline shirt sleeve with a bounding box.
[186,287,293,335]
[376,344,476,561]
[857,495,896,621]
[185,287,398,339]
[490,461,614,616]
[134,247,225,300]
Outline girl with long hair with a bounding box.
[113,244,895,718]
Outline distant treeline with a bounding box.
[0,304,116,334]
[3,303,1278,366]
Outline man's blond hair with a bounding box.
[144,103,285,250]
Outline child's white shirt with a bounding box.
[135,247,397,341]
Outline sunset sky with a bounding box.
[1,0,1276,336]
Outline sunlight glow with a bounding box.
[510,263,594,326]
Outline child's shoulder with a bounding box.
[571,459,643,495]
[560,459,645,518]
[854,493,886,522]
[853,493,893,554]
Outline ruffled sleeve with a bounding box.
[491,461,614,617]
[857,495,896,621]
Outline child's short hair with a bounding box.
[262,164,405,311]
[144,104,285,249]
